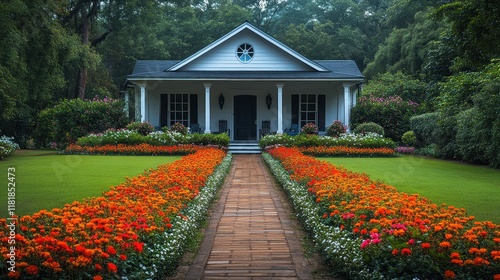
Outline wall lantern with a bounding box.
[218,92,225,110]
[265,93,272,110]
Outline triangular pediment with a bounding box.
[168,22,329,72]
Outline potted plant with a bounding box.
[301,122,318,135]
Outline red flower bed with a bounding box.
[64,143,202,155]
[300,145,395,157]
[268,147,500,279]
[0,148,226,279]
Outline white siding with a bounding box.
[179,30,314,71]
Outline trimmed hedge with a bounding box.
[410,112,440,147]
[259,133,396,149]
[76,129,230,148]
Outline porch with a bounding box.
[129,80,358,141]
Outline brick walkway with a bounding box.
[185,154,312,280]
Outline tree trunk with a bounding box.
[76,3,89,99]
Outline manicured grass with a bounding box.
[0,150,180,217]
[322,155,500,223]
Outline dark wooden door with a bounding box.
[234,95,257,140]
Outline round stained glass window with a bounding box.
[236,43,254,63]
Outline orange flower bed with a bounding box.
[268,147,500,279]
[64,143,201,155]
[300,145,395,157]
[1,148,226,279]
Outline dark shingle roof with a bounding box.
[127,60,364,81]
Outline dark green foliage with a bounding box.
[351,95,420,141]
[361,72,428,104]
[34,98,128,148]
[401,131,416,147]
[435,0,500,71]
[353,122,385,136]
[410,112,440,147]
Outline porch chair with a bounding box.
[259,120,271,139]
[284,123,300,136]
[190,123,201,134]
[215,120,230,136]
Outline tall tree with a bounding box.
[435,0,500,71]
[62,0,112,99]
[0,0,82,144]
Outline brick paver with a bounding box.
[185,154,312,279]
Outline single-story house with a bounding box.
[126,21,363,141]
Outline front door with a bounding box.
[234,95,257,140]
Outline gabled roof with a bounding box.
[128,60,364,81]
[167,21,329,72]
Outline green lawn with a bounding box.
[0,150,180,217]
[322,155,500,223]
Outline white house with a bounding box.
[126,22,363,141]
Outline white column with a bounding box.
[276,83,284,134]
[343,84,351,132]
[124,91,130,118]
[134,90,140,122]
[204,83,211,134]
[140,84,146,122]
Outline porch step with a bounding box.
[228,142,262,154]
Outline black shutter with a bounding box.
[190,94,198,125]
[160,94,168,127]
[291,94,299,125]
[318,95,325,131]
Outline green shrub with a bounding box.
[353,122,384,136]
[401,131,416,147]
[259,133,396,149]
[187,133,230,147]
[126,122,154,136]
[362,71,428,104]
[34,97,128,148]
[76,130,230,148]
[415,144,440,157]
[326,120,347,137]
[410,112,440,147]
[351,95,420,141]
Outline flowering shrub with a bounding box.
[126,122,155,136]
[395,146,415,154]
[0,136,20,159]
[65,143,201,155]
[301,146,395,157]
[75,130,229,149]
[0,148,230,279]
[260,132,396,150]
[168,122,188,135]
[266,147,500,279]
[326,120,347,137]
[301,122,319,134]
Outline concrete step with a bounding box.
[228,142,262,154]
